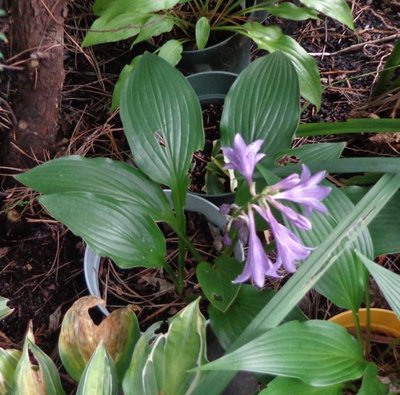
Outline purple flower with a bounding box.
[270,165,331,216]
[233,208,279,288]
[254,205,313,273]
[222,134,265,185]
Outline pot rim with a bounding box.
[329,308,400,338]
[84,190,244,315]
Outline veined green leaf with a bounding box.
[357,363,387,395]
[297,118,400,137]
[157,39,183,66]
[243,23,322,108]
[76,343,118,395]
[199,320,367,386]
[0,296,13,320]
[121,53,204,201]
[298,0,354,29]
[0,348,21,393]
[93,0,181,16]
[277,142,346,162]
[133,14,174,45]
[259,377,344,395]
[15,156,173,223]
[356,251,400,319]
[192,173,400,395]
[220,52,300,156]
[265,3,319,21]
[39,193,166,269]
[195,17,211,49]
[14,328,65,395]
[124,299,207,395]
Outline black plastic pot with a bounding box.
[178,0,267,74]
[187,71,237,206]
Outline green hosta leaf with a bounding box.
[123,299,207,395]
[133,14,174,45]
[192,173,400,395]
[76,343,118,395]
[14,328,65,394]
[199,320,367,386]
[259,377,344,395]
[356,251,400,319]
[243,23,322,108]
[277,142,346,162]
[111,55,143,111]
[0,348,21,393]
[298,0,354,29]
[209,285,306,350]
[265,3,319,21]
[92,0,181,16]
[288,185,373,311]
[59,297,140,382]
[220,52,299,156]
[196,257,242,313]
[195,17,211,49]
[121,53,204,198]
[39,193,166,269]
[344,188,400,256]
[15,156,173,223]
[0,296,13,320]
[357,363,387,395]
[158,39,183,66]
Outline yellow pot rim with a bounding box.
[329,308,400,338]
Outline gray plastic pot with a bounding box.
[178,0,267,74]
[187,71,236,206]
[84,190,244,316]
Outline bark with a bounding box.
[3,0,67,168]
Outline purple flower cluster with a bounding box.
[221,134,331,288]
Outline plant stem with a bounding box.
[364,273,372,359]
[351,310,364,351]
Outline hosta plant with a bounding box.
[13,51,400,393]
[82,0,355,109]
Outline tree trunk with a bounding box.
[3,0,67,168]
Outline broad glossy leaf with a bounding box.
[209,285,306,350]
[192,173,400,395]
[199,320,367,386]
[0,348,21,393]
[259,377,344,395]
[220,52,299,155]
[196,257,242,313]
[76,343,118,395]
[39,193,166,269]
[0,296,13,320]
[133,15,174,45]
[357,363,387,395]
[277,142,346,162]
[124,299,207,395]
[297,118,400,136]
[195,17,210,49]
[356,251,400,319]
[298,0,354,29]
[121,53,204,196]
[287,185,374,311]
[265,3,318,21]
[243,23,322,108]
[158,39,183,66]
[14,328,65,395]
[59,297,140,382]
[15,156,173,223]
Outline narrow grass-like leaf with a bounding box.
[192,173,400,395]
[199,320,367,386]
[297,118,400,137]
[220,52,299,156]
[356,251,400,319]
